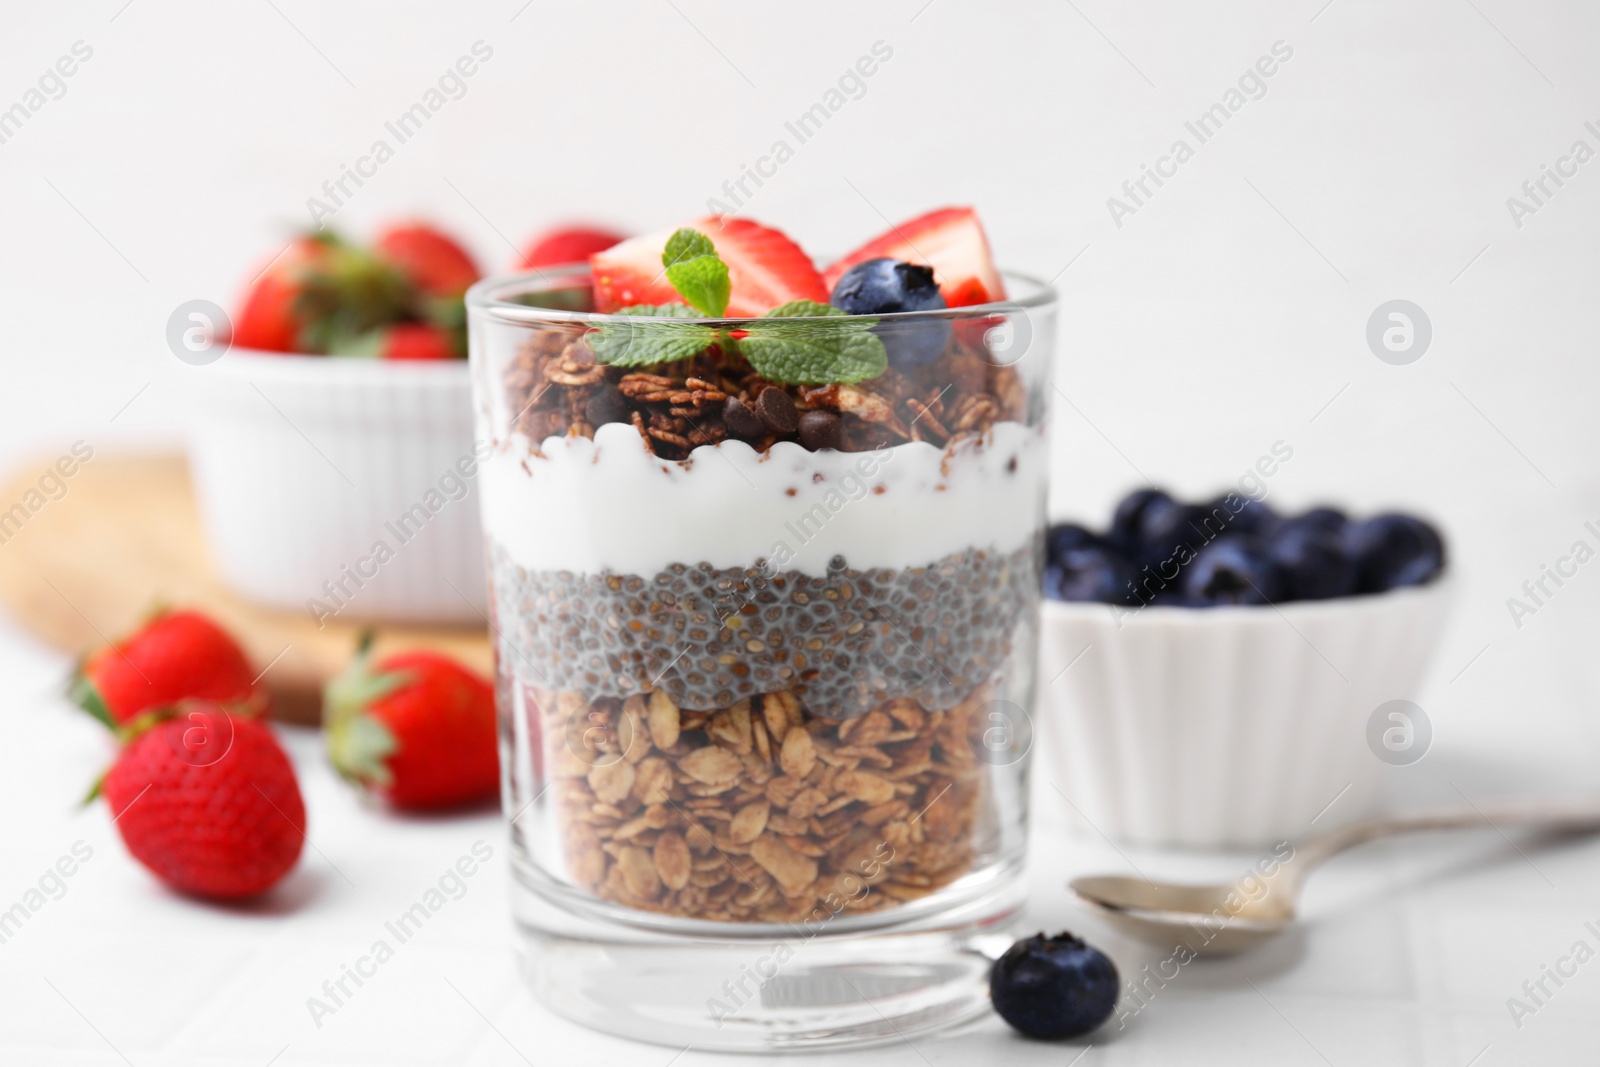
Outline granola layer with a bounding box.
[535,683,993,923]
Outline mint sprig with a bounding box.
[585,236,889,384]
[587,304,718,367]
[740,301,888,384]
[662,227,730,317]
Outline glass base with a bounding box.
[510,855,1023,1052]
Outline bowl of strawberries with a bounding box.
[186,222,623,625]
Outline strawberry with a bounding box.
[520,225,626,269]
[823,206,1006,308]
[71,609,264,728]
[332,322,460,361]
[234,233,417,355]
[102,705,305,900]
[231,236,334,352]
[374,223,480,296]
[591,217,827,317]
[325,640,498,810]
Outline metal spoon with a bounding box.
[1070,796,1600,957]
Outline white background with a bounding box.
[2,0,1599,1063]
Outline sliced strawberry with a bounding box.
[703,217,828,316]
[823,206,1006,308]
[590,229,682,311]
[520,225,626,269]
[590,217,827,317]
[374,223,479,296]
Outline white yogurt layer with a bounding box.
[480,420,1045,577]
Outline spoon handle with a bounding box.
[1282,795,1600,892]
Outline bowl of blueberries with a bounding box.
[1037,487,1453,848]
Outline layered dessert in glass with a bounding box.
[468,208,1055,1049]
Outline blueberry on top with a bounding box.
[990,931,1119,1040]
[1344,513,1445,592]
[829,257,950,370]
[1181,535,1286,606]
[831,257,946,315]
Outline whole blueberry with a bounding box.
[1207,494,1278,538]
[1181,535,1286,605]
[1044,545,1137,604]
[1046,522,1101,564]
[1134,499,1214,568]
[829,257,950,370]
[1344,513,1445,592]
[1294,506,1348,533]
[1268,522,1357,600]
[990,931,1119,1040]
[1109,488,1171,554]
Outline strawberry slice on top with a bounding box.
[591,217,827,317]
[823,206,1006,308]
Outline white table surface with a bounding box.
[4,0,1600,1062]
[3,589,1598,1067]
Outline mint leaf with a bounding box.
[764,300,847,319]
[739,302,888,384]
[588,304,717,367]
[663,228,716,266]
[665,255,730,317]
[657,228,729,317]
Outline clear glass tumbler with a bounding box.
[467,265,1055,1051]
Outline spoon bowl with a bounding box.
[1070,874,1291,956]
[1069,796,1600,958]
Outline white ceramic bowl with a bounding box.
[1036,580,1454,849]
[185,348,486,625]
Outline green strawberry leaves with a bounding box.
[739,301,888,384]
[68,670,117,731]
[323,632,410,790]
[586,236,889,384]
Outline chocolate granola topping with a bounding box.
[500,318,1027,459]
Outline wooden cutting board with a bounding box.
[0,453,491,724]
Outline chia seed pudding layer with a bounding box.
[489,541,1040,719]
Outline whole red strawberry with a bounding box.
[331,321,459,361]
[519,225,625,269]
[375,223,480,296]
[102,705,305,900]
[232,235,333,352]
[325,639,498,810]
[71,609,264,728]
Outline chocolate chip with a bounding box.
[797,409,842,451]
[585,387,630,427]
[754,387,799,435]
[723,396,765,440]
